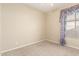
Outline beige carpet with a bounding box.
[2,41,79,56]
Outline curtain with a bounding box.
[60,4,79,46]
[60,10,67,46]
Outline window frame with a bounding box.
[65,11,79,31]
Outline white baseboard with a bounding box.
[65,44,79,50]
[46,39,79,50]
[45,39,59,44]
[1,40,44,54]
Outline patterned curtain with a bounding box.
[60,10,67,46]
[60,4,79,46]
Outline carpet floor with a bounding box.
[2,41,79,56]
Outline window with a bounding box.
[65,11,79,38]
[66,22,75,30]
[60,5,79,45]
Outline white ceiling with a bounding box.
[26,3,69,12]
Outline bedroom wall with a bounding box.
[46,4,79,48]
[0,4,2,52]
[1,4,45,51]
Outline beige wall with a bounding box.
[46,4,79,48]
[1,4,45,51]
[46,10,60,44]
[0,4,2,52]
